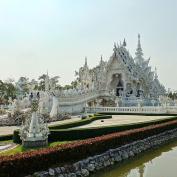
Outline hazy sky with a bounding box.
[0,0,177,90]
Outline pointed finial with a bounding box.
[138,34,141,48]
[113,42,117,52]
[155,67,158,79]
[101,55,103,61]
[47,70,49,77]
[84,56,88,67]
[100,55,104,65]
[123,38,126,47]
[114,42,117,48]
[135,33,143,63]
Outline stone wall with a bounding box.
[31,128,177,177]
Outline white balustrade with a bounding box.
[86,106,170,114]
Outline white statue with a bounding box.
[20,92,49,147]
[50,94,59,118]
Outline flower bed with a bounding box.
[1,119,177,177]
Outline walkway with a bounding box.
[73,115,174,129]
[0,116,81,136]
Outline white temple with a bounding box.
[77,34,165,99]
[45,35,166,113]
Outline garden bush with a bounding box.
[49,114,112,129]
[13,115,177,143]
[0,134,13,141]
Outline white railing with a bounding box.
[167,106,177,113]
[86,106,169,114]
[59,90,113,105]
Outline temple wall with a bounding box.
[60,103,85,114]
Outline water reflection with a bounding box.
[92,140,177,177]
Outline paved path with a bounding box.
[0,116,81,136]
[73,115,174,129]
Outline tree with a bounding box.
[71,80,78,88]
[38,74,47,91]
[3,82,16,101]
[17,77,29,92]
[168,91,177,100]
[0,80,6,104]
[0,80,16,104]
[50,76,60,90]
[29,79,39,90]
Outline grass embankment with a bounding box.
[0,141,71,156]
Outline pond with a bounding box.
[91,140,177,177]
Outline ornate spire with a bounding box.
[123,38,126,47]
[113,42,117,51]
[100,55,103,62]
[45,70,50,91]
[113,42,117,56]
[100,55,104,66]
[135,34,144,65]
[84,56,88,67]
[154,67,158,80]
[136,34,143,57]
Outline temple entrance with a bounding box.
[116,74,124,97]
[126,83,133,97]
[136,82,143,97]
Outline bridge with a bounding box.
[52,90,115,113]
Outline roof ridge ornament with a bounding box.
[135,33,144,65]
[123,38,127,47]
[155,67,158,79]
[100,55,103,62]
[84,56,88,67]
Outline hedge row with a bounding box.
[49,114,112,129]
[13,115,177,143]
[48,116,177,141]
[0,114,111,143]
[0,134,13,141]
[1,119,177,177]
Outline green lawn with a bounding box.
[0,141,71,156]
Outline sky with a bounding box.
[0,0,177,90]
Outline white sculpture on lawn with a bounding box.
[20,92,49,147]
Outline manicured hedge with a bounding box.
[49,114,112,129]
[0,134,13,141]
[48,116,177,141]
[13,129,21,144]
[1,114,111,143]
[13,116,177,143]
[1,119,177,177]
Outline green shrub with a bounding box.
[13,129,21,144]
[0,134,13,141]
[48,116,177,141]
[13,115,177,143]
[49,114,112,129]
